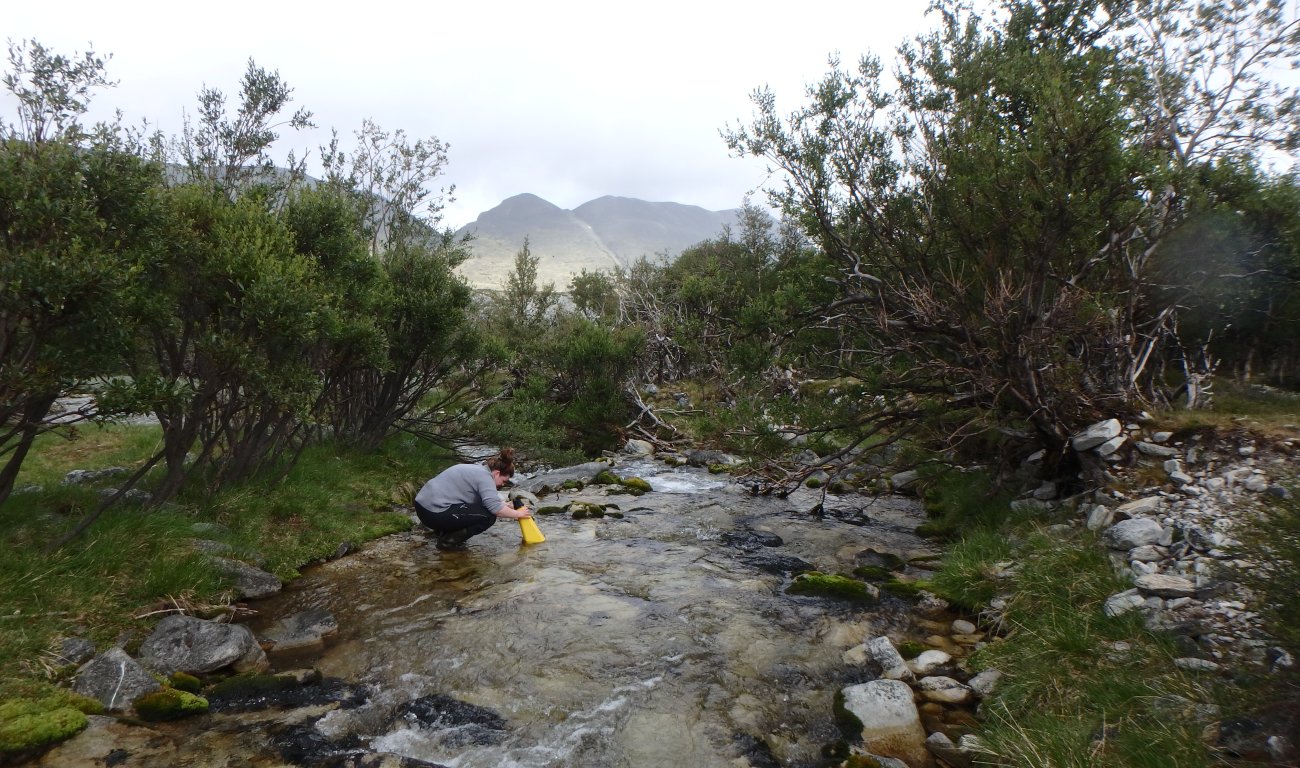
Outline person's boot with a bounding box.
[435,529,471,551]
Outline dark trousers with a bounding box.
[413,500,496,540]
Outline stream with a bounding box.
[57,458,943,767]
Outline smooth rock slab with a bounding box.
[1135,573,1197,598]
[841,680,928,768]
[262,608,340,651]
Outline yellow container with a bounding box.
[519,517,545,544]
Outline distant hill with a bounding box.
[454,194,744,290]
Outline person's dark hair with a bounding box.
[486,447,515,477]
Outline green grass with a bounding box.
[0,424,451,711]
[944,528,1223,767]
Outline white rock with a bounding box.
[864,636,914,682]
[1135,573,1197,598]
[1174,657,1220,673]
[917,675,973,704]
[1097,435,1127,457]
[1102,517,1165,549]
[1116,496,1162,515]
[1153,431,1174,443]
[1104,589,1146,617]
[967,668,1002,697]
[1085,504,1115,531]
[951,619,977,635]
[908,649,952,676]
[1072,419,1122,450]
[1136,441,1179,458]
[841,680,928,767]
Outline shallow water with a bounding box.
[101,460,939,767]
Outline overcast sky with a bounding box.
[3,1,933,228]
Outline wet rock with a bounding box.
[516,461,612,494]
[207,670,369,713]
[840,680,928,768]
[917,675,973,704]
[721,530,784,550]
[262,608,340,651]
[31,715,177,767]
[211,557,283,600]
[391,694,507,747]
[853,548,906,572]
[863,636,913,681]
[907,649,952,676]
[137,615,267,676]
[684,449,743,468]
[72,647,161,711]
[950,619,976,635]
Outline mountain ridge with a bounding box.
[454,194,743,290]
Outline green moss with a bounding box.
[852,565,894,582]
[896,640,928,659]
[0,704,87,754]
[536,505,567,516]
[133,688,208,722]
[915,520,955,539]
[787,572,875,602]
[169,671,202,693]
[832,688,864,739]
[561,479,584,490]
[879,578,923,599]
[828,481,853,494]
[593,471,622,485]
[845,755,884,768]
[569,501,606,520]
[805,477,823,489]
[619,477,652,493]
[206,672,297,699]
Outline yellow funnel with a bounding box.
[519,517,545,544]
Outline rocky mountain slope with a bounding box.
[453,194,743,290]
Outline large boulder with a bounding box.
[72,647,161,711]
[138,615,268,676]
[1071,419,1121,451]
[841,680,928,767]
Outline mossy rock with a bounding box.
[879,578,923,599]
[0,703,87,755]
[536,505,567,516]
[832,688,864,739]
[828,481,853,495]
[592,471,622,485]
[206,672,298,700]
[561,479,584,490]
[569,501,607,520]
[133,688,209,722]
[805,477,823,489]
[852,565,894,582]
[707,464,729,474]
[169,671,202,694]
[606,511,625,519]
[914,521,955,539]
[787,571,875,602]
[896,640,929,659]
[619,477,652,494]
[845,755,885,768]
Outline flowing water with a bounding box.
[76,459,942,767]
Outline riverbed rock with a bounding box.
[391,694,507,747]
[917,675,974,704]
[261,608,339,651]
[72,647,161,711]
[841,680,929,768]
[908,649,953,676]
[622,439,655,456]
[864,636,914,681]
[138,615,268,676]
[32,715,178,767]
